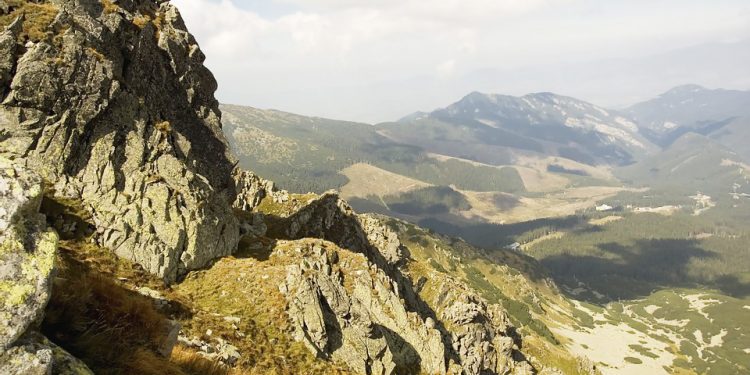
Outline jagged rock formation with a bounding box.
[0,158,93,374]
[255,189,537,374]
[281,241,445,374]
[0,0,239,283]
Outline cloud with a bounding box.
[172,0,750,122]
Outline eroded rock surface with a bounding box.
[0,159,93,374]
[263,193,536,374]
[280,241,445,374]
[0,0,239,283]
[0,158,57,351]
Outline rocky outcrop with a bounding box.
[0,0,240,283]
[279,241,444,375]
[259,192,536,374]
[265,192,405,267]
[0,158,57,352]
[435,279,534,375]
[0,158,93,374]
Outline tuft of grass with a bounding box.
[156,120,172,134]
[0,0,59,42]
[100,0,119,15]
[170,345,233,375]
[132,14,151,29]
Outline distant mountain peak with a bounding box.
[662,84,707,96]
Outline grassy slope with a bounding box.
[222,104,527,194]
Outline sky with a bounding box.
[172,0,750,123]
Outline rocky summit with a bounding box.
[0,1,595,374]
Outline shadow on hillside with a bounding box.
[396,213,750,303]
[540,239,750,302]
[417,215,588,250]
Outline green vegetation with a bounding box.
[624,357,642,364]
[525,210,750,300]
[222,105,526,194]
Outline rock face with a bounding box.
[0,0,240,283]
[265,192,405,267]
[0,158,93,374]
[0,158,57,352]
[280,241,445,374]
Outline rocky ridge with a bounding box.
[249,189,537,374]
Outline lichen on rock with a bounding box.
[0,157,57,352]
[0,0,241,283]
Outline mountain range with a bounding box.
[1,1,748,374]
[220,84,750,374]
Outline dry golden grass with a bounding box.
[42,248,172,374]
[132,14,151,29]
[170,345,234,375]
[339,163,431,200]
[100,0,119,14]
[0,0,59,42]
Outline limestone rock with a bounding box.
[0,0,241,283]
[0,16,21,97]
[19,332,94,375]
[159,320,182,357]
[177,335,242,366]
[0,158,57,352]
[261,193,535,374]
[233,169,275,211]
[0,343,53,375]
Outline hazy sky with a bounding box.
[172,0,750,123]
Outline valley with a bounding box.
[223,85,750,374]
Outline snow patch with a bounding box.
[690,193,715,216]
[683,294,721,321]
[632,205,681,215]
[644,305,660,315]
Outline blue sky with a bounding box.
[173,0,750,123]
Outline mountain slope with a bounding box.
[222,104,528,195]
[617,133,750,196]
[380,92,654,167]
[626,85,750,152]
